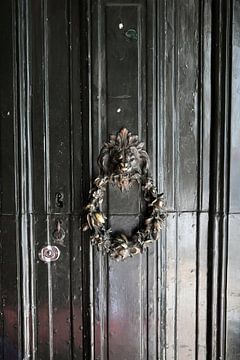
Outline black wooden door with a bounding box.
[1,0,240,359]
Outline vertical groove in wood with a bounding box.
[25,0,37,356]
[137,4,143,138]
[78,0,95,358]
[174,214,178,360]
[42,0,51,216]
[140,253,147,359]
[16,217,22,359]
[0,221,2,360]
[41,0,52,357]
[145,0,154,358]
[91,1,107,358]
[219,0,233,357]
[13,0,22,357]
[173,2,180,356]
[173,0,179,212]
[196,207,200,360]
[67,2,82,360]
[29,213,37,360]
[196,1,203,358]
[93,2,108,358]
[148,1,158,358]
[207,0,233,359]
[68,0,74,214]
[12,0,20,218]
[156,0,167,357]
[16,0,36,357]
[68,0,74,358]
[140,2,147,358]
[87,0,95,357]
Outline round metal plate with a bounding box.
[39,245,60,263]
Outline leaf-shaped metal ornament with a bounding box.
[83,128,166,261]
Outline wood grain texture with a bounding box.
[0,0,239,359]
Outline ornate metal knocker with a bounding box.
[83,128,166,261]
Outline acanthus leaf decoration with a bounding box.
[83,128,166,261]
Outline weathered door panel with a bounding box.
[89,0,207,359]
[30,0,87,357]
[0,0,85,358]
[1,0,240,359]
[0,0,20,358]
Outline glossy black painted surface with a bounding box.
[0,0,239,359]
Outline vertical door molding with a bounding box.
[207,0,233,359]
[16,0,36,357]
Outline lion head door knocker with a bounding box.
[83,128,166,261]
